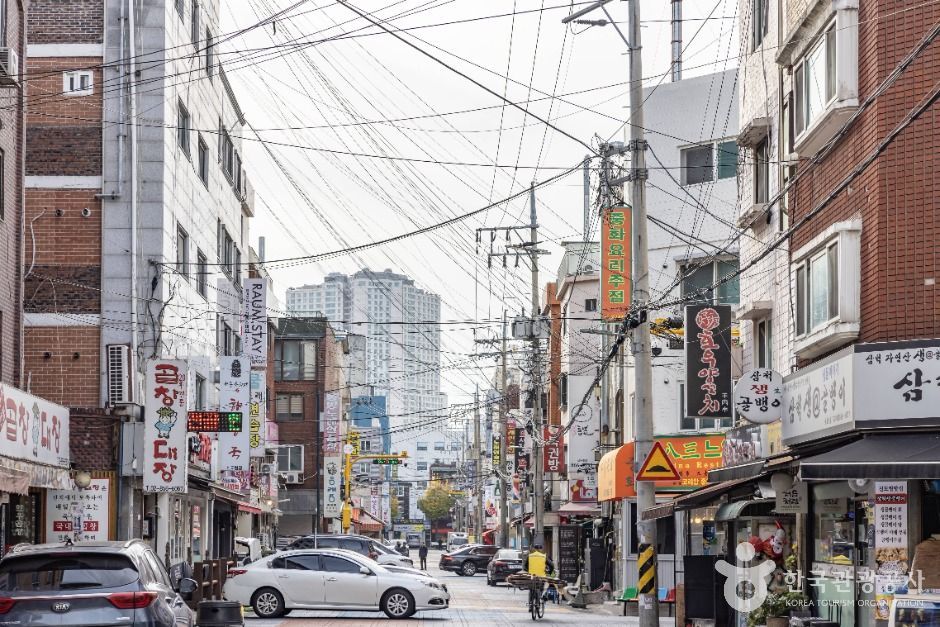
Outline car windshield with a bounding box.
[371,543,393,555]
[496,550,521,560]
[0,553,139,591]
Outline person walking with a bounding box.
[418,543,428,570]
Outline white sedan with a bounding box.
[223,548,450,619]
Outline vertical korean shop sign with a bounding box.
[874,481,909,619]
[218,356,250,473]
[322,391,342,519]
[144,360,188,493]
[685,304,733,419]
[601,205,632,320]
[248,370,266,458]
[242,279,267,368]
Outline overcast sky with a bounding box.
[220,0,739,405]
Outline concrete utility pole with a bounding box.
[627,0,659,623]
[529,182,545,548]
[499,312,509,547]
[473,385,483,542]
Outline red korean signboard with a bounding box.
[684,304,733,419]
[543,426,565,473]
[601,205,632,320]
[143,360,188,493]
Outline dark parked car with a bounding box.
[286,534,380,560]
[438,544,499,576]
[486,548,523,585]
[0,539,196,627]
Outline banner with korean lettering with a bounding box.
[242,279,268,368]
[685,304,733,419]
[491,432,502,471]
[46,477,112,542]
[249,371,266,458]
[218,356,251,473]
[601,205,631,320]
[543,426,565,473]
[323,456,342,518]
[322,391,342,455]
[0,383,70,467]
[875,481,909,619]
[143,360,188,493]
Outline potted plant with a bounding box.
[747,590,810,627]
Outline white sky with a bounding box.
[220,0,739,406]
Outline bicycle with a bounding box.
[527,579,545,621]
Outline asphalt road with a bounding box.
[241,548,634,626]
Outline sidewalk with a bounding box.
[586,600,679,623]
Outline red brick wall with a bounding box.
[0,0,26,386]
[69,410,117,470]
[23,325,100,407]
[27,0,103,44]
[788,0,940,344]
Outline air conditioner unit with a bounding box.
[0,48,19,87]
[107,345,132,404]
[260,463,274,475]
[281,471,301,484]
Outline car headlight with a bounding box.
[423,581,443,590]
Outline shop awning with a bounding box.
[558,502,601,516]
[708,460,766,484]
[351,508,384,532]
[641,476,762,521]
[0,456,72,493]
[800,434,940,480]
[598,444,633,502]
[715,499,774,522]
[237,503,262,514]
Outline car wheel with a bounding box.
[462,561,477,576]
[251,588,285,618]
[381,588,415,619]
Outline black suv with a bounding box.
[439,544,499,576]
[0,540,196,627]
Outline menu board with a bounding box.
[876,482,910,620]
[558,525,581,583]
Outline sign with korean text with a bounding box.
[323,456,342,518]
[322,391,342,455]
[774,481,808,514]
[636,441,681,481]
[557,525,582,583]
[491,433,502,471]
[543,426,565,473]
[782,348,854,445]
[249,371,266,457]
[734,369,784,424]
[242,278,268,368]
[46,478,112,542]
[685,304,733,419]
[618,434,725,497]
[188,433,212,471]
[347,431,360,457]
[601,205,632,320]
[721,423,766,467]
[513,424,529,473]
[143,360,188,493]
[875,481,909,619]
[566,414,599,483]
[218,356,250,473]
[0,383,70,468]
[504,427,516,475]
[855,340,940,426]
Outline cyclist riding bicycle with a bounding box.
[523,543,555,618]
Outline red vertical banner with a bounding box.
[543,426,565,473]
[601,205,632,320]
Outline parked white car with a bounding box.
[223,548,450,619]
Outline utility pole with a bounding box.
[473,385,483,542]
[627,0,659,623]
[499,312,509,548]
[529,182,545,548]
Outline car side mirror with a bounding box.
[178,577,197,600]
[359,566,371,576]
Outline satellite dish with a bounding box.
[848,478,872,493]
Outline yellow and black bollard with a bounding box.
[637,542,656,596]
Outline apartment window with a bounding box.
[397,485,405,497]
[795,242,839,336]
[197,135,208,184]
[63,71,93,96]
[278,444,304,473]
[194,374,206,410]
[716,141,738,179]
[630,502,676,555]
[275,393,304,422]
[559,373,568,406]
[417,442,428,451]
[196,250,207,297]
[794,22,836,138]
[756,319,772,369]
[679,258,740,305]
[175,225,189,278]
[416,462,428,471]
[754,137,769,204]
[177,101,190,157]
[750,0,768,51]
[274,340,317,381]
[681,144,713,185]
[450,441,459,451]
[221,130,235,180]
[190,0,199,47]
[205,28,214,77]
[584,298,597,312]
[175,0,184,20]
[434,441,445,451]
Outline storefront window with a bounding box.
[192,505,202,562]
[2,493,41,554]
[814,499,855,565]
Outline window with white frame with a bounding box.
[795,241,839,337]
[361,439,372,452]
[750,0,768,51]
[177,101,190,157]
[681,141,738,186]
[176,225,189,279]
[584,298,597,312]
[196,250,207,297]
[434,441,445,451]
[278,445,303,473]
[63,71,93,96]
[756,319,772,369]
[416,461,428,471]
[275,393,304,422]
[794,22,836,138]
[194,374,206,410]
[416,442,428,451]
[679,258,740,305]
[754,137,769,204]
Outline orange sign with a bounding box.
[596,434,725,501]
[601,206,632,320]
[636,442,680,481]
